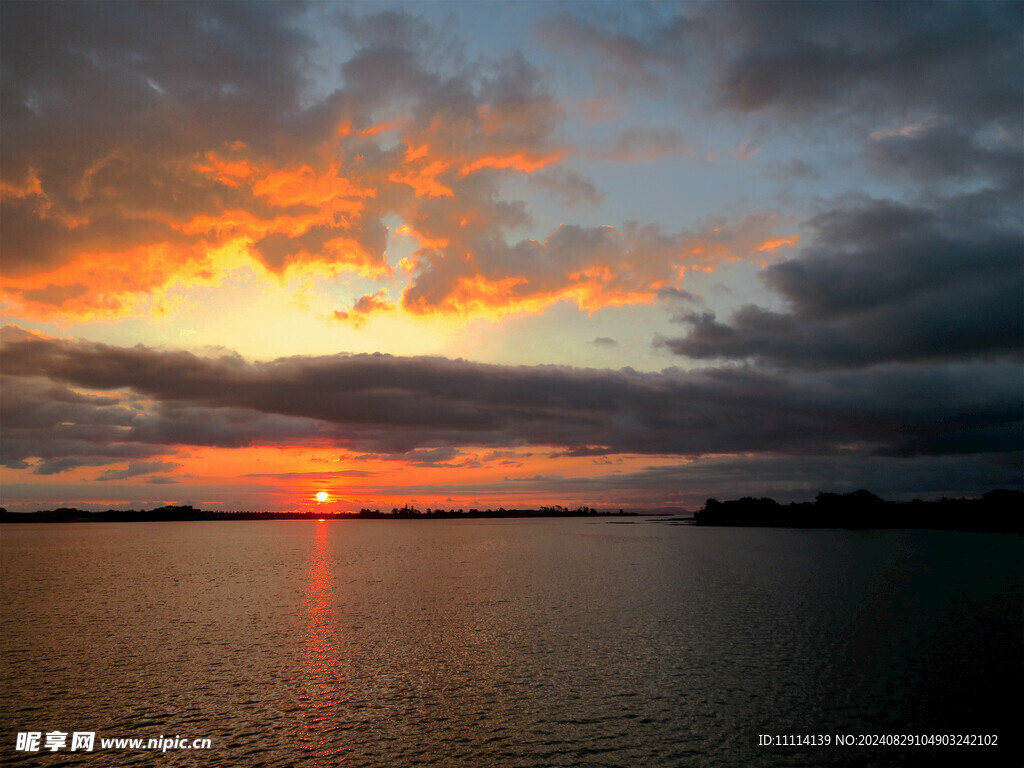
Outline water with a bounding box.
[1,519,1020,766]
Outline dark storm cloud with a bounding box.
[708,1,1022,122]
[659,194,1023,368]
[545,1,1022,125]
[0,1,310,158]
[2,330,1020,475]
[0,370,330,475]
[0,376,152,472]
[865,123,1024,186]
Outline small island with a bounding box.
[0,504,635,524]
[693,489,1022,532]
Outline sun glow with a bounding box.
[315,491,329,503]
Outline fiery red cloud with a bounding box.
[0,6,796,325]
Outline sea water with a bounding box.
[1,518,1020,766]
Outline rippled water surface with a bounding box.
[2,519,1021,766]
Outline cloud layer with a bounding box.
[3,328,1019,484]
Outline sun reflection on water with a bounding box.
[298,521,349,762]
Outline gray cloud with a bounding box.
[659,194,1023,368]
[864,122,1024,186]
[0,371,330,474]
[708,1,1023,124]
[2,330,1019,479]
[96,460,181,482]
[545,2,1022,124]
[529,167,605,208]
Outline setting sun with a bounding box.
[315,491,328,503]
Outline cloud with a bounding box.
[0,363,331,475]
[528,167,605,208]
[864,122,1024,185]
[544,2,1022,123]
[538,11,671,95]
[589,337,618,348]
[541,1,1022,192]
[400,212,796,318]
[333,290,396,327]
[351,447,463,467]
[243,470,377,480]
[0,4,802,323]
[706,1,1023,123]
[96,460,181,482]
[2,329,1019,473]
[1,1,318,306]
[147,476,179,485]
[657,194,1023,368]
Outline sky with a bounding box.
[1,0,1021,513]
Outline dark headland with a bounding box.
[693,489,1022,532]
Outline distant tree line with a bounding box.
[0,504,630,523]
[694,489,1023,531]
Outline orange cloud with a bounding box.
[395,224,449,251]
[333,290,395,328]
[191,153,258,187]
[2,10,799,328]
[250,162,375,209]
[399,215,797,320]
[389,160,455,198]
[458,150,566,176]
[0,242,209,321]
[359,117,409,137]
[0,167,44,199]
[757,235,800,252]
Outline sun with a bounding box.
[315,491,329,503]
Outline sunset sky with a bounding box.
[1,1,1021,513]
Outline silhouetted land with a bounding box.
[0,504,635,523]
[694,489,1023,532]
